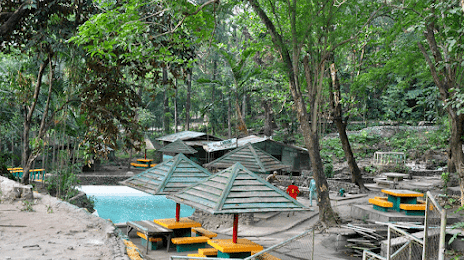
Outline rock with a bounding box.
[0,176,33,202]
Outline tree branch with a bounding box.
[0,1,32,40]
[26,56,50,124]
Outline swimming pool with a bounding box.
[78,185,195,223]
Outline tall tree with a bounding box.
[394,0,464,203]
[329,62,367,192]
[1,0,94,184]
[245,0,382,224]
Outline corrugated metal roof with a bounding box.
[158,139,198,154]
[120,153,211,195]
[203,143,289,173]
[167,163,310,214]
[156,131,222,142]
[203,135,307,152]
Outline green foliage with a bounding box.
[442,172,450,195]
[46,165,80,201]
[385,127,448,153]
[20,200,35,212]
[363,165,377,175]
[320,138,344,162]
[46,204,54,214]
[324,164,334,178]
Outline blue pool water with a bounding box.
[78,186,195,223]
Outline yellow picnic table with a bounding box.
[207,238,264,258]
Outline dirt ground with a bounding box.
[0,190,128,260]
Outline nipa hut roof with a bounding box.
[167,163,309,214]
[203,143,289,173]
[120,153,211,195]
[158,139,198,154]
[156,131,222,143]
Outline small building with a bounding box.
[203,135,310,175]
[156,131,222,165]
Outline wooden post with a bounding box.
[233,214,238,243]
[422,196,429,260]
[438,209,447,260]
[387,226,391,260]
[176,203,180,222]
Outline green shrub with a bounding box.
[324,164,334,178]
[46,165,80,200]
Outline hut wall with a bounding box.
[252,141,311,173]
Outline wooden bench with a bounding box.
[368,197,393,212]
[251,251,282,260]
[137,231,162,250]
[130,162,150,168]
[399,203,427,216]
[187,248,219,258]
[171,236,210,252]
[199,247,218,256]
[192,227,218,238]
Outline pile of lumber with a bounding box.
[341,224,387,257]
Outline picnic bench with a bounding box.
[131,158,156,168]
[154,217,201,238]
[126,220,173,253]
[369,189,426,215]
[8,168,45,182]
[368,197,393,212]
[251,251,282,260]
[137,232,162,250]
[207,238,264,258]
[171,236,210,252]
[192,227,218,238]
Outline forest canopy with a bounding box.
[1,0,463,223]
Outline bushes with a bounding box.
[46,165,81,201]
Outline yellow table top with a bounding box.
[153,218,201,229]
[381,189,423,197]
[137,159,154,162]
[207,238,263,253]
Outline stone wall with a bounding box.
[77,175,131,185]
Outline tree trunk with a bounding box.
[163,68,170,133]
[228,93,232,139]
[417,20,464,204]
[21,55,50,184]
[174,79,178,133]
[329,63,368,192]
[448,111,464,204]
[186,69,191,131]
[262,99,273,137]
[249,0,336,225]
[211,59,217,135]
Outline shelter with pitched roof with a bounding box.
[203,143,289,176]
[203,135,310,175]
[120,153,212,195]
[168,163,310,247]
[168,162,308,214]
[156,131,222,165]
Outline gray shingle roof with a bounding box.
[158,139,198,154]
[120,153,211,195]
[204,143,289,173]
[167,163,309,214]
